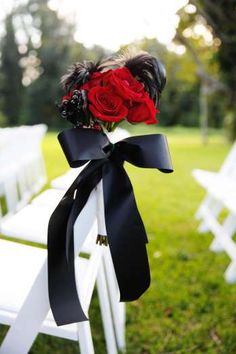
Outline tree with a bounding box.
[194,0,236,140]
[0,0,112,128]
[176,0,236,140]
[22,0,75,127]
[0,13,23,125]
[120,37,200,127]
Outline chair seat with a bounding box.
[0,239,46,313]
[51,169,83,190]
[31,189,64,208]
[1,205,53,243]
[0,239,90,341]
[1,204,96,253]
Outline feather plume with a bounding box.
[61,61,100,93]
[125,53,166,106]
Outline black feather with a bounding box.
[125,54,166,106]
[61,61,101,93]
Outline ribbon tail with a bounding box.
[48,196,88,326]
[103,162,150,301]
[65,163,103,262]
[48,160,103,326]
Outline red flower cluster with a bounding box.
[81,67,159,125]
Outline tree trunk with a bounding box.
[200,84,209,145]
[224,90,236,141]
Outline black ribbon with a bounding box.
[47,127,173,326]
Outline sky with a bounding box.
[1,0,188,51]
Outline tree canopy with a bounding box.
[176,0,236,139]
[0,13,23,125]
[0,0,235,135]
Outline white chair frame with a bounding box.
[0,186,117,354]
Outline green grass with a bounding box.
[2,126,236,353]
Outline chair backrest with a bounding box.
[13,124,48,196]
[108,127,130,143]
[0,172,19,220]
[0,125,48,217]
[219,141,236,176]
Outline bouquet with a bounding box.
[58,53,166,131]
[48,52,173,326]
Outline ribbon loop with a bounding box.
[48,127,173,326]
[58,128,110,167]
[116,134,173,171]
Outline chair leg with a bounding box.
[197,199,223,233]
[209,239,226,253]
[115,303,126,352]
[224,261,236,284]
[0,260,49,354]
[195,195,218,221]
[77,321,95,354]
[209,214,236,253]
[103,250,126,352]
[96,263,118,354]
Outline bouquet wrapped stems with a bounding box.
[96,180,108,246]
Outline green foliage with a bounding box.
[0,111,7,127]
[21,0,74,127]
[69,42,108,64]
[179,0,236,139]
[0,0,110,128]
[0,0,233,131]
[0,14,23,125]
[160,83,199,127]
[2,126,236,353]
[125,38,201,127]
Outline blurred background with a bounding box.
[0,0,235,142]
[1,1,236,353]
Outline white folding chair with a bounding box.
[192,141,236,252]
[35,127,129,351]
[221,194,236,282]
[197,182,236,283]
[195,191,236,283]
[0,125,47,209]
[17,124,47,195]
[0,186,117,354]
[0,172,19,217]
[0,127,128,351]
[31,192,126,351]
[193,142,236,225]
[0,181,125,352]
[30,126,129,351]
[192,141,236,283]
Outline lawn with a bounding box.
[2,126,236,353]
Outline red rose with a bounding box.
[104,67,145,102]
[127,93,159,125]
[88,86,128,122]
[81,71,107,90]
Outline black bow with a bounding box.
[47,127,173,326]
